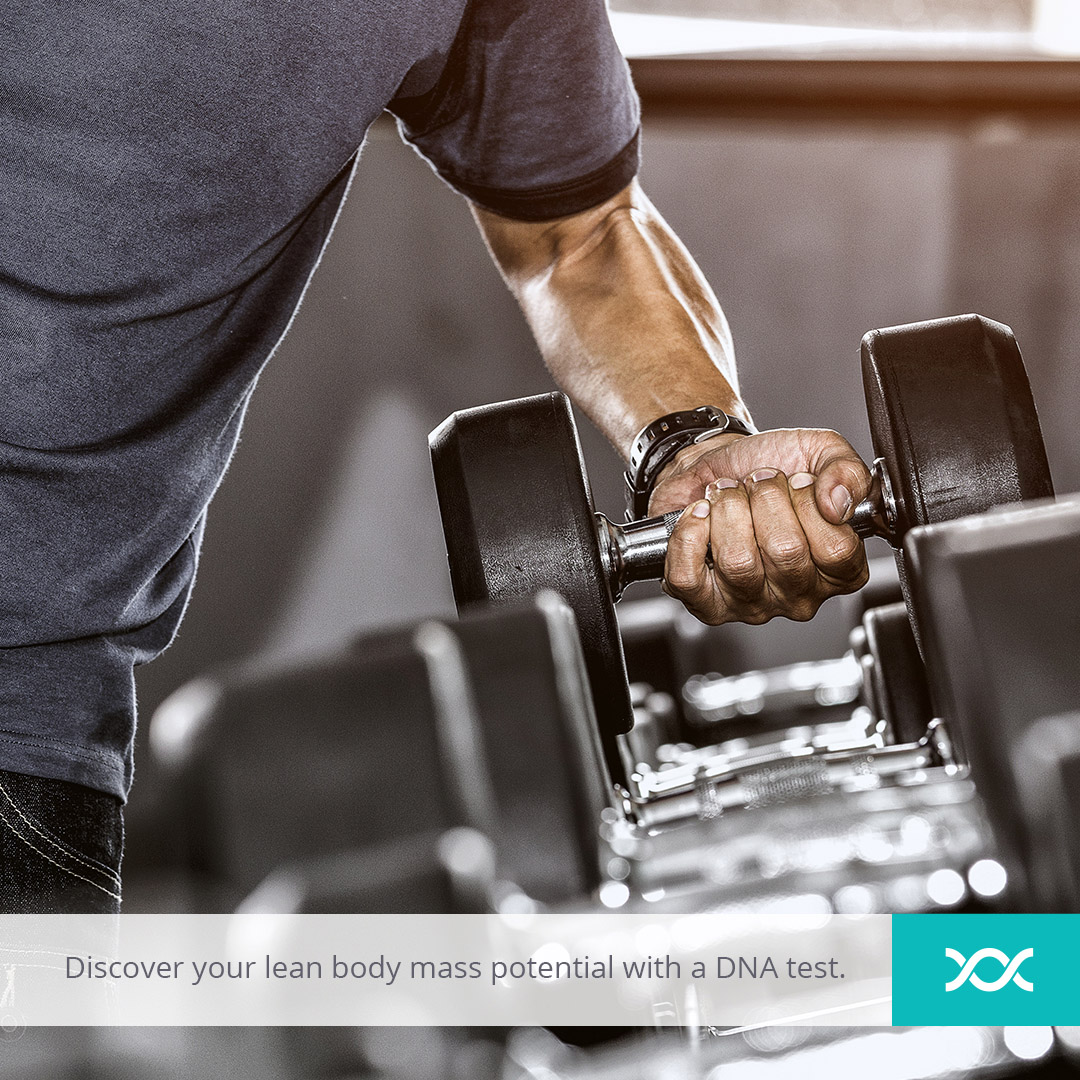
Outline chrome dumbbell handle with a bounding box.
[849,458,897,542]
[597,458,896,600]
[595,511,682,599]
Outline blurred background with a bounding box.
[119,0,1080,899]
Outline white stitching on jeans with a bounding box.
[0,802,121,901]
[0,777,120,885]
[0,778,121,890]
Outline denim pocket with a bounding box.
[0,771,122,913]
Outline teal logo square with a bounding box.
[892,914,1079,1025]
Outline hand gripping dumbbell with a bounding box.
[591,451,894,602]
[429,314,1053,762]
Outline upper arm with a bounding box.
[390,0,640,225]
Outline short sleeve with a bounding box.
[389,0,641,221]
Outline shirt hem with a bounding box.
[0,735,128,803]
[446,130,641,222]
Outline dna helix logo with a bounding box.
[945,947,1034,993]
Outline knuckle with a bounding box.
[820,530,863,566]
[818,428,857,458]
[664,565,699,593]
[668,518,705,547]
[665,539,699,567]
[786,597,820,623]
[836,562,871,594]
[715,549,763,589]
[818,559,869,596]
[765,535,812,575]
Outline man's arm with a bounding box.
[473,179,870,625]
[473,179,747,450]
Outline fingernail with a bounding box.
[830,484,853,520]
[691,500,711,519]
[790,472,814,490]
[749,468,778,483]
[708,477,738,494]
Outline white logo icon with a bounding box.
[945,948,1034,993]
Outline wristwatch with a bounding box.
[625,405,756,519]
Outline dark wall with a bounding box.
[128,94,1080,860]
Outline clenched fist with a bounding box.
[649,428,871,625]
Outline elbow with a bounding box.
[474,180,648,294]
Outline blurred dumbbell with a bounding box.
[151,618,497,909]
[906,495,1080,911]
[1014,713,1080,913]
[451,593,613,904]
[861,602,934,746]
[151,594,610,911]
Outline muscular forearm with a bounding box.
[473,177,869,627]
[472,179,752,460]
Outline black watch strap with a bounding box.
[625,405,755,520]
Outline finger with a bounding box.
[705,477,767,606]
[663,500,724,622]
[808,435,871,526]
[744,469,818,610]
[789,471,869,591]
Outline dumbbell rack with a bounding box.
[427,313,1062,920]
[588,632,995,917]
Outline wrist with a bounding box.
[653,430,748,490]
[624,406,755,520]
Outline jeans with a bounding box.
[0,769,123,914]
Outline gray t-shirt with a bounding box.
[0,0,640,799]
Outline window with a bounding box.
[609,0,1080,57]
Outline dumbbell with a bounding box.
[904,495,1080,910]
[152,594,609,910]
[861,601,934,746]
[429,314,1053,763]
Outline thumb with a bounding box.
[812,437,871,526]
